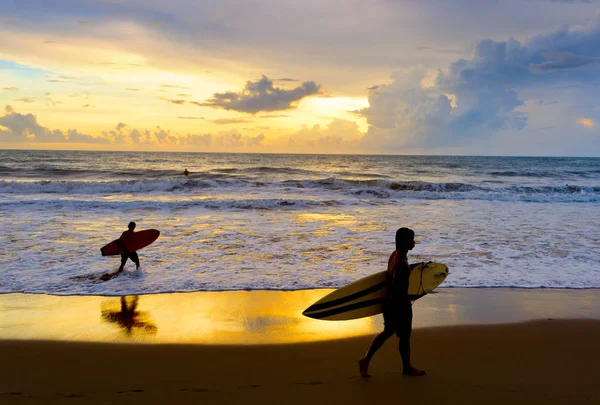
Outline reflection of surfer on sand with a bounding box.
[359,227,426,378]
[101,296,157,336]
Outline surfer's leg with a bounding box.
[118,254,127,272]
[399,305,425,376]
[359,313,395,377]
[130,252,140,269]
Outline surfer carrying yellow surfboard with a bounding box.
[358,227,426,378]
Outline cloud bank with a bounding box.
[0,106,354,152]
[361,18,600,151]
[0,105,109,144]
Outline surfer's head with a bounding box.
[395,227,415,252]
[128,221,136,231]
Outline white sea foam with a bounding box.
[1,151,599,295]
[1,200,599,295]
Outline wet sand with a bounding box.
[1,289,599,404]
[1,288,598,343]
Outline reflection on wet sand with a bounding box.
[0,289,598,344]
[101,296,158,337]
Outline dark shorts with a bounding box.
[383,302,413,338]
[121,251,139,266]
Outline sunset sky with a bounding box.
[1,0,599,155]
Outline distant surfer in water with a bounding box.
[184,168,190,176]
[359,227,426,377]
[117,221,140,273]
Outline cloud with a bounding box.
[159,97,186,104]
[289,119,364,152]
[0,106,109,144]
[3,87,19,91]
[16,97,36,103]
[160,84,190,90]
[529,52,600,73]
[200,75,321,114]
[361,18,600,151]
[248,133,265,147]
[211,118,252,125]
[578,117,596,127]
[82,104,94,108]
[102,123,212,146]
[178,116,204,120]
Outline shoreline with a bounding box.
[1,288,598,344]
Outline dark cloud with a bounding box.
[257,114,289,118]
[212,118,252,125]
[529,52,600,73]
[0,107,109,144]
[276,78,300,82]
[201,75,320,114]
[159,97,186,105]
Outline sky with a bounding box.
[0,0,599,155]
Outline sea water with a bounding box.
[0,150,599,295]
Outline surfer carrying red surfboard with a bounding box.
[117,222,141,273]
[358,227,426,378]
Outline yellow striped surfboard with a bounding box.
[302,262,449,321]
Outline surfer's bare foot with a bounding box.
[403,367,426,377]
[359,358,371,378]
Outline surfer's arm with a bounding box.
[391,260,410,304]
[117,232,129,253]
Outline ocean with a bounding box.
[1,150,599,296]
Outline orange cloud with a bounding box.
[578,118,596,128]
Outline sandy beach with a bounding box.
[1,320,599,404]
[1,289,600,404]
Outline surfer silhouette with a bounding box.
[184,168,190,176]
[117,221,140,273]
[359,227,426,378]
